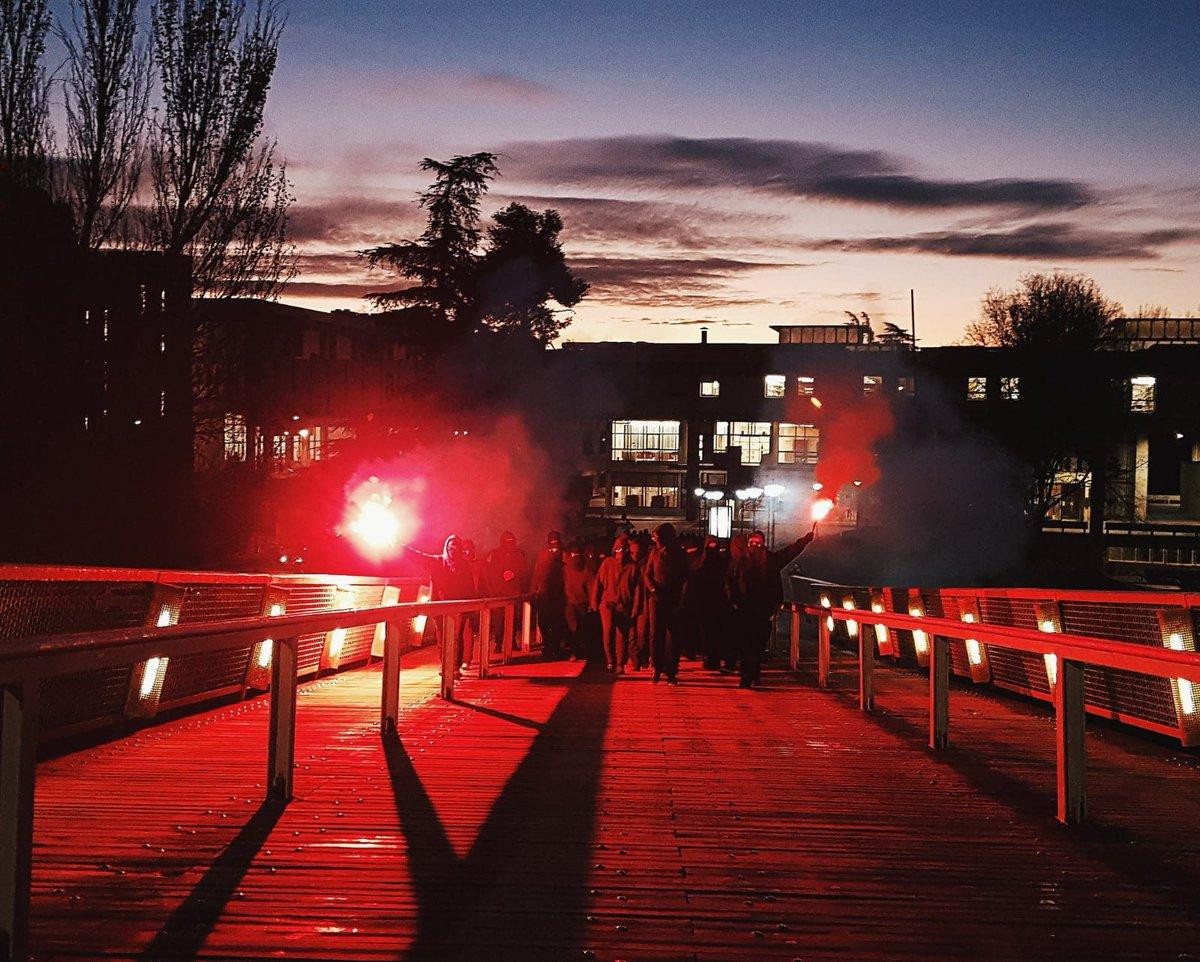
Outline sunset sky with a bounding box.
[258,0,1200,344]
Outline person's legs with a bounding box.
[663,603,681,682]
[614,612,629,672]
[739,615,769,687]
[599,605,617,668]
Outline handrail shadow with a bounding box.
[384,671,615,959]
[138,799,285,961]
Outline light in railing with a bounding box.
[960,612,983,665]
[1166,633,1196,715]
[819,595,831,608]
[139,657,161,697]
[257,639,274,668]
[1039,619,1058,686]
[871,602,888,646]
[330,627,347,657]
[156,607,173,628]
[842,599,858,637]
[908,607,929,654]
[269,603,284,617]
[413,588,431,635]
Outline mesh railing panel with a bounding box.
[159,647,253,705]
[282,584,339,675]
[976,595,1052,696]
[176,584,265,624]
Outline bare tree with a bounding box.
[965,271,1122,349]
[59,0,151,248]
[146,0,294,298]
[0,0,52,188]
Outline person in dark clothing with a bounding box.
[722,533,749,672]
[727,526,815,689]
[591,534,641,673]
[677,533,703,660]
[562,541,594,661]
[405,535,479,675]
[530,530,567,658]
[644,523,688,684]
[482,531,528,654]
[626,533,651,671]
[685,535,730,669]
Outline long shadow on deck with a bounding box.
[384,669,614,960]
[137,800,285,961]
[829,663,1200,922]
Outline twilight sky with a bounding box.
[261,0,1200,344]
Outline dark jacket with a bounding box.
[592,556,641,614]
[727,534,813,619]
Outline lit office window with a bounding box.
[1130,376,1156,413]
[863,375,883,396]
[223,413,248,462]
[713,421,772,465]
[966,377,988,401]
[764,374,786,398]
[897,376,915,395]
[611,473,682,510]
[1000,376,1020,401]
[611,420,681,462]
[778,423,819,464]
[797,375,815,396]
[700,380,720,397]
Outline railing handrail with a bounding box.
[0,562,428,588]
[0,594,535,684]
[806,605,1200,684]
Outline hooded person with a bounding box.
[626,533,652,670]
[684,534,730,669]
[644,523,688,684]
[405,535,479,676]
[483,530,529,598]
[726,526,815,688]
[591,534,641,673]
[530,530,567,658]
[562,540,595,661]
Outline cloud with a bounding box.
[463,72,561,104]
[499,136,1096,212]
[360,70,562,106]
[572,254,812,308]
[810,223,1200,260]
[289,198,424,245]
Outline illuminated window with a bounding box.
[713,421,772,465]
[1130,376,1156,413]
[862,375,883,396]
[764,374,786,398]
[966,376,988,401]
[778,423,819,464]
[700,380,720,397]
[897,376,915,395]
[223,413,248,462]
[1000,376,1020,400]
[611,473,682,510]
[797,376,815,396]
[611,420,681,462]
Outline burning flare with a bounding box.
[811,497,835,522]
[343,476,420,560]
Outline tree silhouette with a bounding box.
[362,152,499,338]
[0,0,52,189]
[59,0,152,248]
[473,203,589,344]
[966,271,1122,349]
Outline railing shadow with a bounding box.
[826,660,1200,921]
[384,671,615,960]
[137,799,285,961]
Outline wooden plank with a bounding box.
[19,645,1200,960]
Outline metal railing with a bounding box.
[0,587,537,962]
[788,585,1200,829]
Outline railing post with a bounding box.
[267,637,298,802]
[859,624,874,711]
[440,614,456,700]
[1055,658,1087,825]
[478,607,492,679]
[521,600,534,653]
[817,613,831,688]
[929,635,950,749]
[789,604,801,671]
[502,602,515,664]
[380,619,403,735]
[0,682,39,962]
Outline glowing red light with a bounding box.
[344,477,420,560]
[811,497,835,522]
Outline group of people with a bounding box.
[404,522,814,689]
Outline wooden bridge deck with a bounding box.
[27,646,1200,961]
